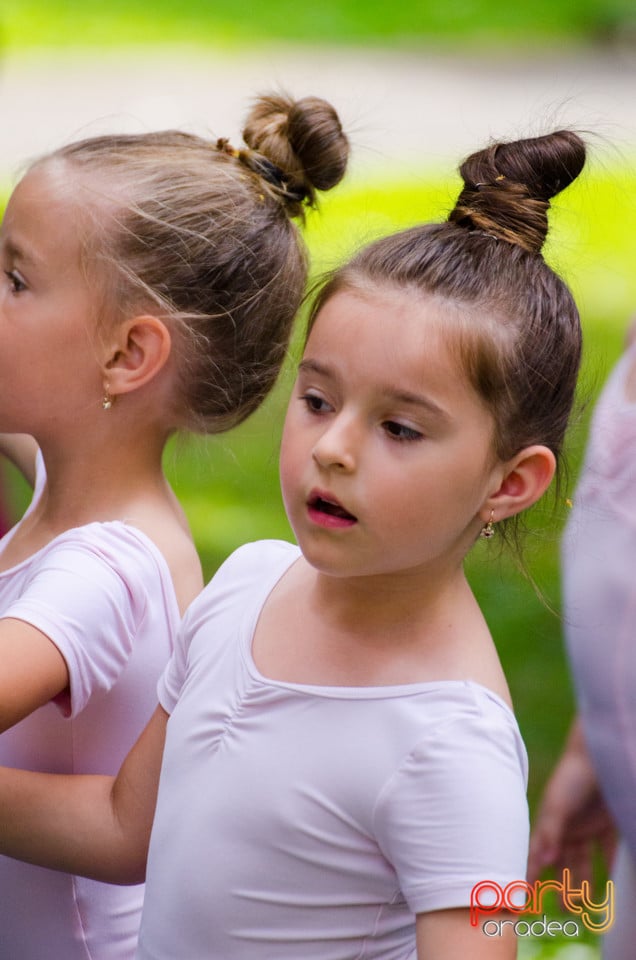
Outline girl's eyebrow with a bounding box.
[385,387,451,423]
[298,358,333,378]
[1,237,37,266]
[298,358,451,422]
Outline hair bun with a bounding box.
[449,130,586,254]
[242,93,349,212]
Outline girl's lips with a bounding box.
[307,491,357,528]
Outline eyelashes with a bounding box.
[299,393,423,443]
[382,421,423,442]
[4,270,26,294]
[300,392,331,415]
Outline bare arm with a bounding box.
[0,619,69,731]
[0,704,167,884]
[417,908,516,959]
[0,434,38,487]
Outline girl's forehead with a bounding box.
[2,164,93,271]
[12,160,116,227]
[308,290,442,369]
[7,164,80,228]
[307,286,466,360]
[17,159,74,201]
[303,286,495,419]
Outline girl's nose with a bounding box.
[312,416,357,472]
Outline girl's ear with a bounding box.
[480,445,556,524]
[102,316,172,397]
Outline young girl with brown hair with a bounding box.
[0,92,348,959]
[0,127,584,959]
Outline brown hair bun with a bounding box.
[449,130,586,254]
[242,93,349,213]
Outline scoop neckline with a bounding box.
[238,547,516,715]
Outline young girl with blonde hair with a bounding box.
[0,92,348,959]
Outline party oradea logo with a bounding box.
[470,869,614,939]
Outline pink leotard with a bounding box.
[0,455,181,959]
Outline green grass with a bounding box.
[2,0,635,49]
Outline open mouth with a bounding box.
[308,493,357,524]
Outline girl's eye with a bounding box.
[383,420,423,442]
[300,393,332,415]
[5,271,26,294]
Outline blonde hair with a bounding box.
[38,93,349,432]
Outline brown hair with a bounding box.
[309,130,586,543]
[38,93,349,432]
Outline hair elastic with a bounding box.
[216,138,308,204]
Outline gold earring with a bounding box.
[479,510,495,539]
[102,387,114,410]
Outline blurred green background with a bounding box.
[2,5,635,956]
[2,0,635,48]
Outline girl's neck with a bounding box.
[0,412,202,612]
[252,554,502,690]
[35,432,170,529]
[0,419,175,567]
[309,560,468,639]
[0,425,203,614]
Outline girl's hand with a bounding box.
[528,718,616,885]
[417,908,516,959]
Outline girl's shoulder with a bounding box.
[184,540,299,626]
[0,519,175,592]
[40,450,201,614]
[210,539,299,587]
[123,502,202,616]
[222,539,300,576]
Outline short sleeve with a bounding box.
[373,697,529,915]
[3,525,158,717]
[157,618,190,715]
[156,547,252,714]
[157,539,300,714]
